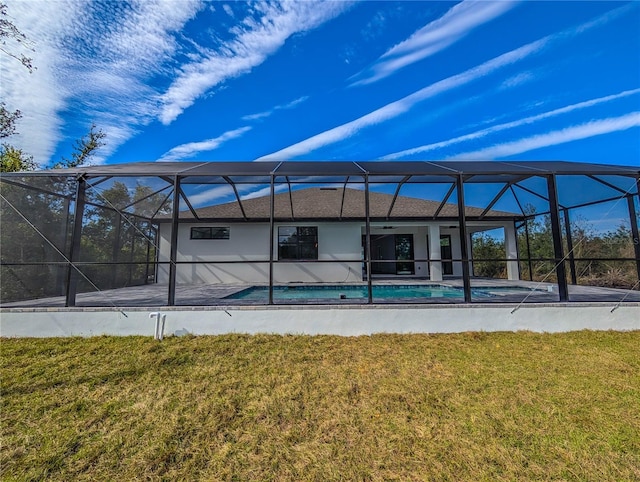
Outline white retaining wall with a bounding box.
[1,305,638,337]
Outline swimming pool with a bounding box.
[224,284,504,301]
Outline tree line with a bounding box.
[471,209,638,289]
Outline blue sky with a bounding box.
[2,0,639,168]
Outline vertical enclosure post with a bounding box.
[268,174,275,305]
[628,178,640,286]
[65,176,86,307]
[57,197,71,295]
[456,175,472,303]
[167,176,180,306]
[547,175,568,301]
[364,173,372,304]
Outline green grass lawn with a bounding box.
[2,331,639,481]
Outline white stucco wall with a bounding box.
[158,222,363,284]
[157,220,519,284]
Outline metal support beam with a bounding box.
[0,177,74,201]
[627,179,640,286]
[564,209,578,285]
[387,175,411,219]
[144,221,153,285]
[149,190,173,220]
[57,197,72,295]
[563,209,577,285]
[269,175,275,305]
[86,176,111,188]
[339,176,349,220]
[514,180,568,210]
[587,174,629,195]
[433,182,456,219]
[179,187,200,220]
[509,185,527,216]
[479,181,515,219]
[547,175,568,301]
[364,174,372,304]
[122,184,172,211]
[456,175,472,303]
[167,177,181,306]
[286,176,294,220]
[223,176,248,221]
[65,177,86,307]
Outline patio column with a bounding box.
[546,175,568,301]
[65,176,86,307]
[428,224,442,281]
[504,222,519,280]
[167,176,180,306]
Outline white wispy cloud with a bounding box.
[451,112,640,160]
[382,88,640,159]
[242,95,309,121]
[3,0,341,166]
[159,126,252,161]
[222,4,234,18]
[257,38,547,160]
[499,71,536,90]
[158,2,351,125]
[257,4,633,161]
[351,0,518,86]
[2,0,203,165]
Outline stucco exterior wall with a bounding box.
[157,220,518,284]
[158,222,363,284]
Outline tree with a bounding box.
[1,3,106,173]
[0,2,34,73]
[1,1,32,147]
[52,124,107,169]
[0,143,35,172]
[471,233,506,278]
[0,102,22,138]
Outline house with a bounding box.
[156,186,521,285]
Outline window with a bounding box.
[190,227,230,240]
[278,226,318,260]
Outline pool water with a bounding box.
[224,284,499,301]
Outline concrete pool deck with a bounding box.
[2,278,640,308]
[1,279,638,337]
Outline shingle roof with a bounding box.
[181,187,517,220]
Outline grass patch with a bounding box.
[2,331,639,480]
